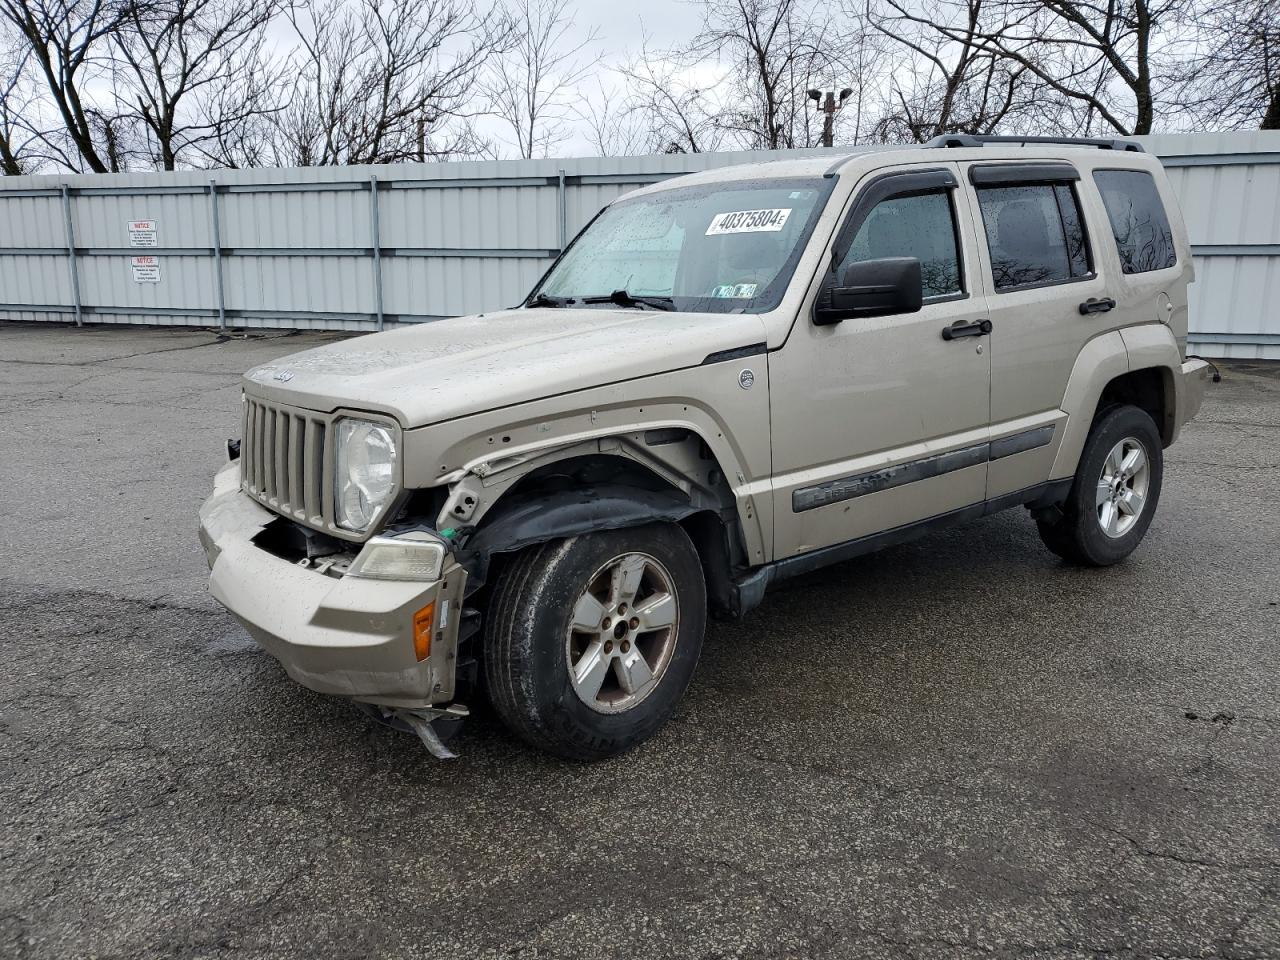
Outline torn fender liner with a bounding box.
[457,484,701,584]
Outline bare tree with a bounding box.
[616,36,726,154]
[182,52,283,167]
[0,0,131,171]
[0,26,41,172]
[577,75,649,156]
[483,0,598,159]
[108,0,283,170]
[274,0,508,166]
[889,0,1191,135]
[869,0,1050,141]
[834,0,890,143]
[1184,0,1279,129]
[1025,0,1189,134]
[690,0,847,149]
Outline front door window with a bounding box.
[837,190,963,300]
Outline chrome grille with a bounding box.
[242,397,330,527]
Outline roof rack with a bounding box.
[924,133,1144,153]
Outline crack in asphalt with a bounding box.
[1082,818,1280,873]
[0,331,302,369]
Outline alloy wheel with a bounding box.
[565,552,680,714]
[1096,436,1150,539]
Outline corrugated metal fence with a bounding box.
[1,132,1278,358]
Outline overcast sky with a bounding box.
[486,0,709,157]
[255,0,711,158]
[583,0,703,47]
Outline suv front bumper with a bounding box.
[198,461,462,709]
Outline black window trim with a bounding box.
[1091,166,1179,274]
[968,161,1081,186]
[827,167,969,306]
[974,176,1098,295]
[1051,180,1095,279]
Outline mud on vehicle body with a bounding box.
[200,134,1212,759]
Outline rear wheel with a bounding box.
[483,523,706,760]
[1036,404,1163,566]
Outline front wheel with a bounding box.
[483,523,706,760]
[1036,404,1164,566]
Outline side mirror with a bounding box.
[813,257,923,326]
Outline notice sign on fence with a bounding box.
[128,219,158,246]
[131,255,161,283]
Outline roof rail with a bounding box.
[924,134,1144,153]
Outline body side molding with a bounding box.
[792,424,1057,513]
[990,424,1055,460]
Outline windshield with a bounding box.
[529,177,835,314]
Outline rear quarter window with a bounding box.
[1093,170,1177,274]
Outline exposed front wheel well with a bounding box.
[678,511,747,619]
[456,443,750,612]
[1097,367,1176,446]
[501,452,696,504]
[473,506,746,620]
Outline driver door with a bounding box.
[769,164,993,560]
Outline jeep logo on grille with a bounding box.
[272,370,294,382]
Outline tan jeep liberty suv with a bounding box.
[199,134,1211,759]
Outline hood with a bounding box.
[242,307,767,426]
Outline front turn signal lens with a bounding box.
[413,602,435,661]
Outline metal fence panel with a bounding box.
[71,190,210,249]
[219,185,370,250]
[77,252,213,309]
[0,253,70,306]
[381,255,547,319]
[1141,132,1280,359]
[1,134,1277,357]
[222,254,374,316]
[1,194,65,249]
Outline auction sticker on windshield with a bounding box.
[706,208,792,235]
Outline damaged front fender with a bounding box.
[456,484,705,585]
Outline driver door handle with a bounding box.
[942,319,992,341]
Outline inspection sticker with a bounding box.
[131,255,161,283]
[705,208,792,235]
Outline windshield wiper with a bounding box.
[580,290,675,311]
[527,292,576,308]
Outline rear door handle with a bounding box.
[1079,297,1116,315]
[942,319,992,341]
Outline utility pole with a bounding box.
[807,88,854,148]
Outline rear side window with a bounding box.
[1093,170,1177,273]
[976,183,1092,291]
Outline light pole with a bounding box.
[808,87,854,148]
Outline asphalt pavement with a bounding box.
[2,323,1278,959]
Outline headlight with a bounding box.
[335,418,397,532]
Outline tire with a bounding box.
[1036,404,1164,566]
[483,523,706,760]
